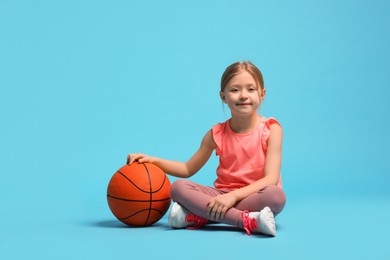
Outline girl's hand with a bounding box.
[207,193,237,222]
[127,153,155,164]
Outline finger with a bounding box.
[128,154,135,164]
[129,154,139,164]
[127,154,131,164]
[214,209,220,221]
[219,206,227,221]
[138,157,147,163]
[215,205,224,221]
[128,154,134,164]
[207,201,215,216]
[210,207,217,221]
[211,205,220,221]
[139,155,151,164]
[208,204,215,219]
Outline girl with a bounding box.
[127,61,286,236]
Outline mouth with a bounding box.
[236,103,251,106]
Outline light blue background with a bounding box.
[1,0,389,259]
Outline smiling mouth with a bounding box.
[236,103,251,106]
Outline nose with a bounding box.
[239,89,248,100]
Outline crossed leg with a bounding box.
[170,179,286,228]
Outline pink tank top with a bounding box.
[211,117,282,191]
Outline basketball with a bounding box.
[107,163,171,226]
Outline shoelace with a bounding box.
[241,210,258,236]
[185,213,208,230]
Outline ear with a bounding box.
[260,88,266,101]
[220,91,226,103]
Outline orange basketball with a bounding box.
[107,163,171,226]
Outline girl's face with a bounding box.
[220,70,265,116]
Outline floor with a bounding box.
[2,193,389,259]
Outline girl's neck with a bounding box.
[229,114,262,134]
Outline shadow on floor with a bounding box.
[90,219,167,229]
[89,219,281,238]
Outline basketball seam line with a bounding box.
[116,167,169,194]
[143,163,153,226]
[107,194,171,202]
[154,174,168,193]
[119,208,165,220]
[117,170,151,193]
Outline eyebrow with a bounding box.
[228,84,257,88]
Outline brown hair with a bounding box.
[220,61,264,92]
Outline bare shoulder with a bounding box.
[270,122,283,135]
[202,129,217,150]
[268,123,283,145]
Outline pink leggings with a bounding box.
[170,179,286,228]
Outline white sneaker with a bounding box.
[168,202,190,228]
[248,206,276,236]
[168,202,208,229]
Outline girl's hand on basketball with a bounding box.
[206,193,237,222]
[127,153,155,164]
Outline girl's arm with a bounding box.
[207,123,283,220]
[127,130,215,178]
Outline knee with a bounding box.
[170,179,192,201]
[265,186,286,216]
